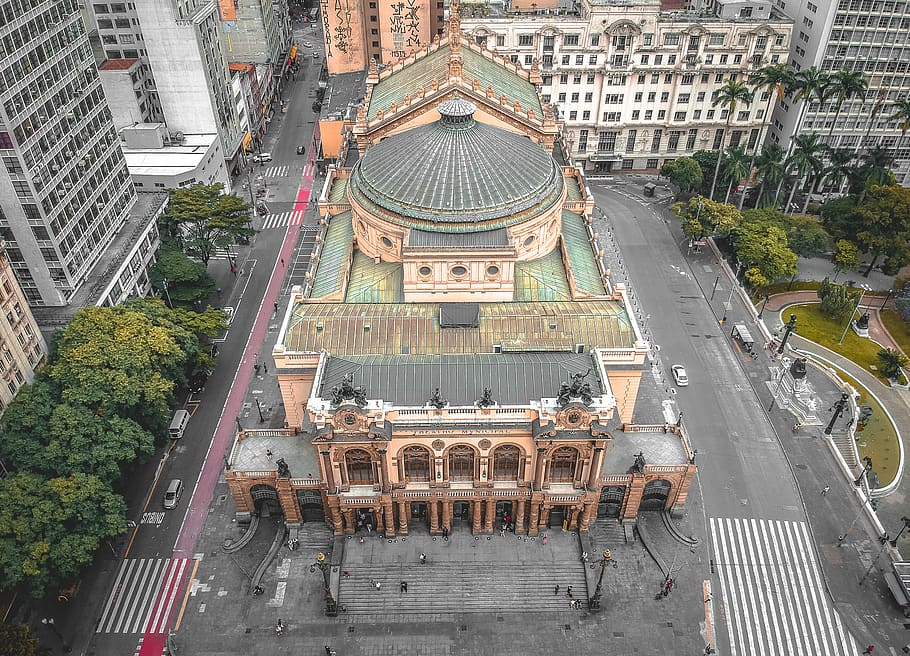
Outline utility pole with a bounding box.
[777,314,797,354]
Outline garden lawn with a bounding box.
[880,307,910,356]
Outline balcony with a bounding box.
[588,150,622,162]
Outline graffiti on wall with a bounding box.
[389,0,421,58]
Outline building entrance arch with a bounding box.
[296,490,325,522]
[639,479,672,511]
[453,501,471,525]
[597,485,626,518]
[548,505,570,529]
[250,484,282,515]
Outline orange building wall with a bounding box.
[321,0,368,73]
[379,0,432,61]
[319,120,346,159]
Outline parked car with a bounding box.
[312,101,322,113]
[222,306,235,326]
[296,145,306,155]
[188,370,208,394]
[252,153,272,163]
[163,479,183,509]
[671,364,689,387]
[302,41,313,48]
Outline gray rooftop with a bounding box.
[321,70,367,121]
[602,429,687,470]
[230,432,320,479]
[319,353,602,406]
[408,227,509,248]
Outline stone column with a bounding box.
[342,508,356,534]
[528,497,540,536]
[539,505,551,532]
[515,499,526,533]
[382,499,396,537]
[276,478,301,524]
[623,476,645,520]
[471,501,483,534]
[378,449,390,493]
[398,500,409,534]
[442,500,452,534]
[587,447,604,490]
[320,451,336,493]
[225,475,254,516]
[429,500,440,533]
[578,499,597,533]
[326,497,344,535]
[484,498,496,533]
[533,448,547,490]
[374,504,385,533]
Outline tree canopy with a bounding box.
[149,245,216,305]
[854,184,910,275]
[660,157,703,195]
[160,183,255,264]
[734,222,798,288]
[672,196,741,240]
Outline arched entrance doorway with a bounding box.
[250,484,281,516]
[296,490,325,522]
[597,485,626,518]
[548,505,570,529]
[639,479,672,511]
[410,501,428,531]
[453,501,471,528]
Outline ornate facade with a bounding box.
[224,11,696,537]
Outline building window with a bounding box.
[345,449,375,485]
[571,93,580,102]
[641,54,649,64]
[664,33,680,46]
[584,92,593,102]
[404,446,431,482]
[497,35,505,47]
[449,445,475,481]
[564,34,579,46]
[713,129,724,150]
[583,110,591,120]
[560,73,569,84]
[674,111,686,121]
[525,55,533,65]
[622,160,634,170]
[645,110,653,120]
[590,34,600,46]
[493,445,520,481]
[631,110,640,120]
[569,111,578,120]
[550,447,578,482]
[654,55,662,65]
[647,158,659,169]
[519,34,533,46]
[668,130,681,151]
[598,131,617,152]
[575,55,584,65]
[573,74,582,84]
[542,75,552,86]
[589,54,598,65]
[709,33,724,46]
[578,129,588,151]
[558,93,566,102]
[686,128,698,150]
[651,130,662,152]
[682,74,694,85]
[626,129,637,152]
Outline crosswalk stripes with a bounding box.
[96,558,192,634]
[260,210,306,230]
[261,165,289,178]
[210,247,238,261]
[709,517,856,656]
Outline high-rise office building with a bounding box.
[0,0,138,306]
[768,0,910,185]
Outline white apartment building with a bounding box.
[768,0,910,185]
[463,0,793,173]
[0,0,138,306]
[97,57,163,127]
[120,124,229,190]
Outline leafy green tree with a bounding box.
[820,196,858,242]
[709,80,754,200]
[854,184,910,275]
[0,376,58,473]
[817,277,858,321]
[149,246,216,306]
[160,183,254,265]
[785,214,829,258]
[877,347,909,380]
[691,150,724,195]
[734,222,798,287]
[48,306,186,427]
[0,623,41,656]
[660,157,703,195]
[672,196,741,239]
[832,239,860,281]
[754,143,786,208]
[775,66,831,201]
[818,148,854,200]
[0,472,126,597]
[886,96,910,140]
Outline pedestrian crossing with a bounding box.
[210,247,238,261]
[260,209,306,230]
[96,557,193,634]
[261,165,290,178]
[709,517,857,656]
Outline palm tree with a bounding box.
[775,67,832,202]
[825,70,868,147]
[754,143,786,208]
[852,144,894,204]
[746,63,794,200]
[784,133,825,213]
[853,87,888,161]
[819,147,854,200]
[722,145,751,205]
[709,80,754,200]
[885,95,910,169]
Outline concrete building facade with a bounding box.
[460,0,793,173]
[0,0,137,306]
[120,124,229,191]
[768,0,910,185]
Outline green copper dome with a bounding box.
[349,99,562,231]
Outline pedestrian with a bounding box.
[505,513,512,529]
[566,585,573,598]
[263,363,268,374]
[359,536,365,544]
[554,584,560,595]
[273,301,279,315]
[663,422,669,433]
[266,449,273,461]
[325,646,333,656]
[821,485,830,496]
[400,581,408,593]
[863,647,874,654]
[499,525,506,537]
[419,552,427,564]
[542,533,548,545]
[442,526,449,539]
[280,258,285,266]
[581,551,588,561]
[375,580,381,591]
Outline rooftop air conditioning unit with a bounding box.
[575,343,585,354]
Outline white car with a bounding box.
[252,153,272,163]
[222,306,235,326]
[671,364,689,387]
[302,41,313,48]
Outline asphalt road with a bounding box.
[589,183,858,655]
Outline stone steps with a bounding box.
[293,522,334,553]
[831,431,859,469]
[338,562,589,614]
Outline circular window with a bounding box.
[344,413,356,426]
[523,235,536,247]
[451,265,468,278]
[381,236,393,248]
[418,265,432,277]
[486,265,500,277]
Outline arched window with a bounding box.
[448,445,475,481]
[345,449,374,485]
[549,447,578,483]
[403,446,431,482]
[493,445,520,481]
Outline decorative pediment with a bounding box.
[333,406,371,433]
[555,402,594,431]
[603,19,642,37]
[747,24,777,37]
[680,24,707,36]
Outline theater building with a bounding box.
[224,10,696,536]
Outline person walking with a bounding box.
[400,581,408,593]
[821,485,830,496]
[266,449,273,461]
[442,526,449,539]
[566,585,573,598]
[863,646,874,654]
[554,584,560,596]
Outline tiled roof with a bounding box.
[560,210,606,297]
[320,352,602,406]
[310,211,353,299]
[327,176,348,203]
[408,227,509,248]
[99,58,138,71]
[564,176,583,201]
[366,42,542,121]
[514,249,572,302]
[284,300,634,355]
[344,252,403,303]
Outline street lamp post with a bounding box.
[777,314,797,354]
[309,552,338,616]
[854,456,873,487]
[767,362,788,412]
[824,393,850,436]
[721,262,743,324]
[255,397,265,423]
[41,618,71,653]
[757,294,770,319]
[588,549,614,610]
[881,288,894,310]
[839,283,872,345]
[161,277,173,309]
[889,516,910,547]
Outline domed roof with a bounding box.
[349,98,562,230]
